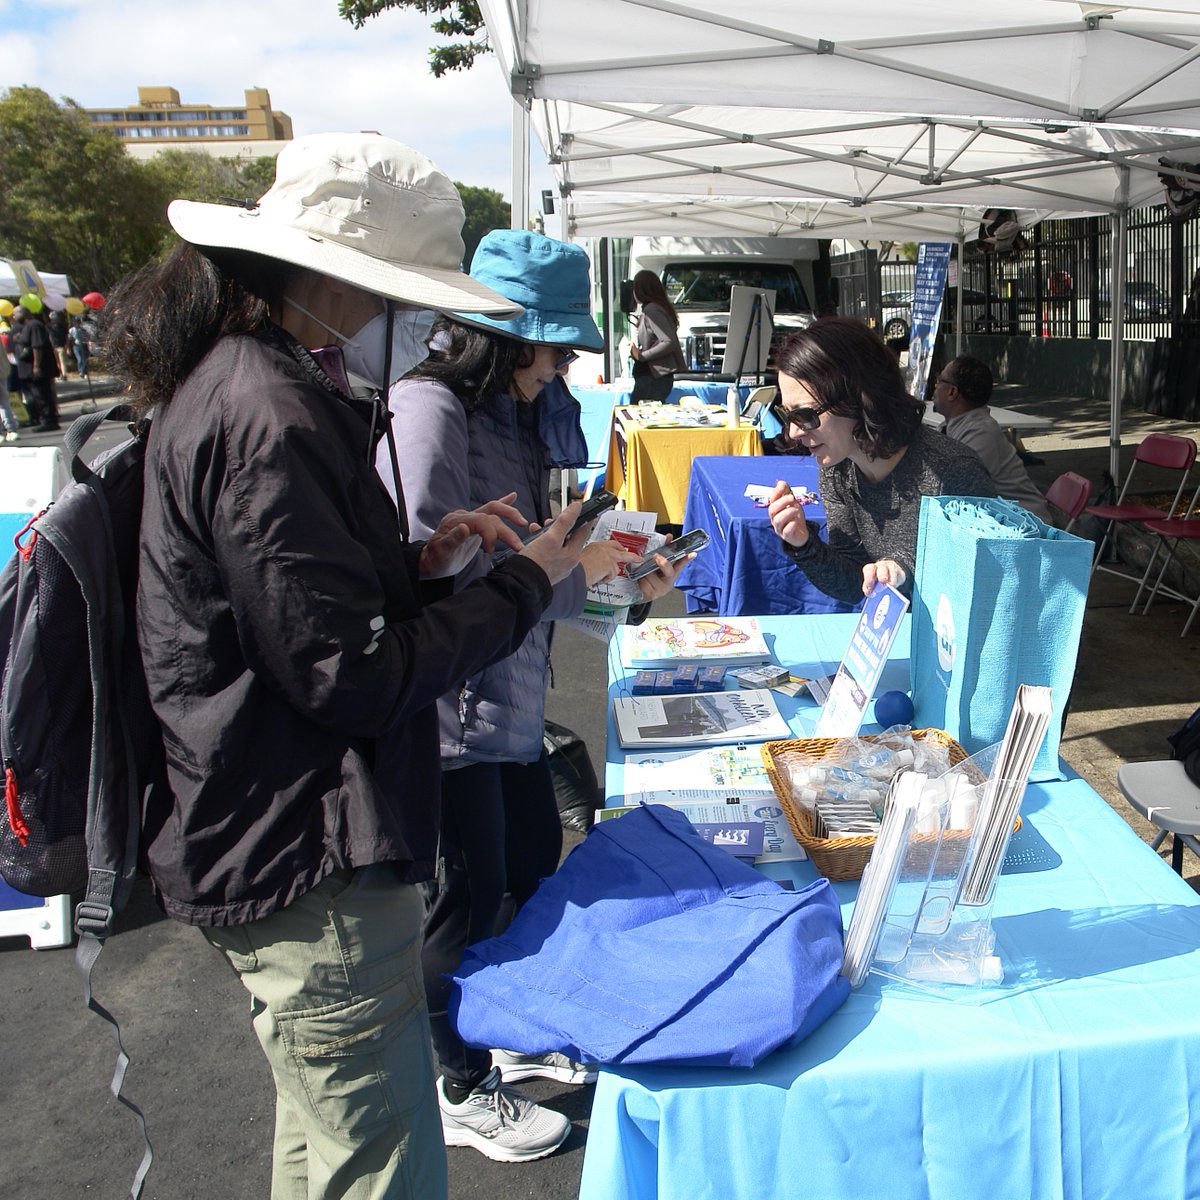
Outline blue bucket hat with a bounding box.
[456,229,604,351]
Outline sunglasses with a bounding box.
[556,350,579,369]
[770,401,825,432]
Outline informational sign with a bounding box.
[905,242,952,403]
[721,286,776,377]
[814,582,911,738]
[8,259,45,297]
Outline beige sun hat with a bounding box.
[166,132,522,316]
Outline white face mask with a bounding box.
[288,299,435,390]
[342,308,436,391]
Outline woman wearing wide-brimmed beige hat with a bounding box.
[99,132,595,1200]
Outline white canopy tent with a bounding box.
[478,0,1200,475]
[0,262,73,299]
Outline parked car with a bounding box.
[1097,280,1171,320]
[881,290,913,340]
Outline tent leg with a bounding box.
[1110,172,1129,484]
[510,97,530,232]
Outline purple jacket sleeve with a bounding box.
[384,377,586,622]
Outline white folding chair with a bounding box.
[1117,759,1200,873]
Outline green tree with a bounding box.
[338,0,489,76]
[0,86,168,293]
[139,152,283,253]
[456,182,510,263]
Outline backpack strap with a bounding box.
[76,931,154,1198]
[64,405,136,484]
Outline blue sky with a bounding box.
[0,0,554,203]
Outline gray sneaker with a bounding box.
[492,1048,598,1085]
[438,1067,571,1163]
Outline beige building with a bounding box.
[86,86,293,146]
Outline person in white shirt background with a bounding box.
[931,356,1055,523]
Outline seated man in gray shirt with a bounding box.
[932,357,1054,523]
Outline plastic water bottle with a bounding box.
[726,384,741,427]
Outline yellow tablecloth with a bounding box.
[606,408,761,524]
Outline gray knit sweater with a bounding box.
[782,424,998,604]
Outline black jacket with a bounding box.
[137,328,551,925]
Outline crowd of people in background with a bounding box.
[1,305,94,439]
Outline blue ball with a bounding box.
[875,690,915,728]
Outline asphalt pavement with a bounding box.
[2,373,1199,1199]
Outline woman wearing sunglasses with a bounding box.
[383,229,682,1163]
[767,317,996,604]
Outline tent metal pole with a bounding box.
[955,238,965,357]
[1110,168,1130,484]
[510,97,530,232]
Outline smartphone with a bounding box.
[567,489,619,536]
[627,528,711,581]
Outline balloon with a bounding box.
[64,296,85,315]
[0,299,12,318]
[43,292,67,312]
[875,690,915,728]
[19,293,43,313]
[82,292,106,310]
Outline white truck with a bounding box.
[622,236,824,375]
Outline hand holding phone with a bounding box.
[568,489,619,537]
[627,528,710,581]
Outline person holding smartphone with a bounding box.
[766,317,997,603]
[384,229,684,1163]
[98,133,592,1200]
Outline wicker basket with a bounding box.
[761,729,1015,882]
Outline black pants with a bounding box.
[28,375,58,428]
[630,369,675,403]
[422,753,562,1089]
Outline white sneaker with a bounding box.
[3,431,17,442]
[438,1067,571,1163]
[492,1048,598,1085]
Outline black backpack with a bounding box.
[1168,705,1200,788]
[0,405,163,1196]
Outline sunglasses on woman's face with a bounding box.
[556,350,579,369]
[770,401,825,432]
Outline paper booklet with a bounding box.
[595,798,807,863]
[565,510,665,642]
[619,615,772,668]
[612,688,791,750]
[693,821,765,860]
[959,683,1052,906]
[622,744,775,804]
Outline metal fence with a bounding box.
[865,203,1200,342]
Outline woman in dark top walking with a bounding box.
[629,268,686,402]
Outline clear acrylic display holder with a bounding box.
[867,742,1024,1003]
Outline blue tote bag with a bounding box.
[451,804,849,1069]
[910,496,1091,779]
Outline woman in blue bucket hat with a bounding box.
[382,229,685,1163]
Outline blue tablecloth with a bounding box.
[593,613,1200,1200]
[679,455,860,617]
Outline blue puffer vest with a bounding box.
[440,386,585,765]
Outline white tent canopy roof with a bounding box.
[485,1,1200,128]
[481,1,1200,225]
[565,192,1000,243]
